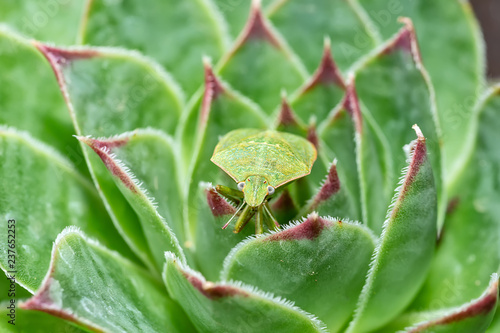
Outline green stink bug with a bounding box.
[211,128,317,234]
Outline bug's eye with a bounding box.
[237,182,245,191]
[267,185,275,195]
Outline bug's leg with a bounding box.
[263,202,280,231]
[234,205,256,233]
[255,206,264,234]
[223,202,245,229]
[215,185,244,205]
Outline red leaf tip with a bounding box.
[307,124,319,149]
[33,41,99,67]
[277,96,300,127]
[408,277,498,332]
[342,78,363,134]
[184,272,249,300]
[239,0,280,48]
[77,136,136,192]
[206,187,237,217]
[200,61,225,126]
[265,213,331,241]
[310,162,341,210]
[383,17,422,63]
[303,38,345,92]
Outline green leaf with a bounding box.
[297,162,357,221]
[81,0,230,94]
[289,39,346,125]
[193,184,254,281]
[412,85,500,311]
[406,274,498,333]
[183,63,267,240]
[79,131,186,272]
[35,43,185,137]
[0,26,85,172]
[375,274,498,332]
[213,0,274,38]
[0,127,135,292]
[36,43,185,270]
[0,0,84,43]
[217,2,308,112]
[222,214,376,332]
[23,228,195,332]
[358,0,484,179]
[164,252,327,333]
[320,83,391,233]
[353,20,444,228]
[318,91,362,223]
[267,0,379,72]
[0,301,85,333]
[346,126,437,332]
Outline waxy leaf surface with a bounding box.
[218,4,307,112]
[23,229,195,333]
[222,214,376,332]
[267,0,379,72]
[347,129,437,332]
[37,44,185,270]
[164,253,326,333]
[354,21,444,228]
[80,131,185,272]
[82,0,230,94]
[359,0,484,177]
[0,128,134,292]
[0,27,84,171]
[0,0,84,43]
[412,86,500,311]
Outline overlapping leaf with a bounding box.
[222,214,376,332]
[23,228,195,332]
[0,27,84,171]
[182,63,268,242]
[267,0,379,72]
[0,128,134,292]
[358,0,484,178]
[412,86,500,311]
[79,131,186,272]
[217,2,308,112]
[81,0,230,94]
[164,252,327,333]
[346,127,437,332]
[36,43,185,269]
[353,20,444,228]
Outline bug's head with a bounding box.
[238,175,275,207]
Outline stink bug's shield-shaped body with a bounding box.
[211,128,317,234]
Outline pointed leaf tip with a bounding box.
[206,187,236,217]
[382,17,422,63]
[183,271,249,300]
[78,136,136,192]
[277,97,300,127]
[239,0,280,48]
[303,39,345,92]
[343,80,363,134]
[404,126,428,189]
[307,124,319,149]
[265,213,331,241]
[34,42,100,66]
[310,162,341,210]
[200,62,225,126]
[407,275,498,332]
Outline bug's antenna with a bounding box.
[223,201,245,229]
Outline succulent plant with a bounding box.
[0,0,499,332]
